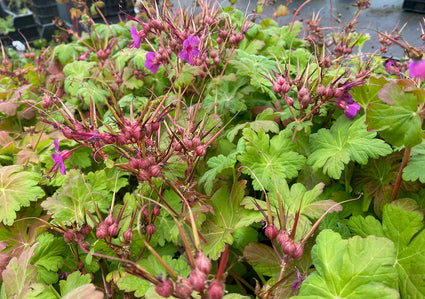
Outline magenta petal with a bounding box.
[54,139,60,154]
[131,24,141,49]
[409,60,425,79]
[178,51,189,62]
[344,102,361,119]
[59,160,66,175]
[385,60,392,73]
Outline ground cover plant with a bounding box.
[0,0,424,298]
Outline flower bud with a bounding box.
[129,158,141,169]
[175,278,193,298]
[282,239,296,256]
[155,279,174,298]
[81,224,92,236]
[149,165,162,177]
[152,205,161,217]
[123,228,134,243]
[273,83,282,93]
[277,76,285,85]
[265,224,278,240]
[146,224,156,235]
[64,229,75,243]
[105,214,114,226]
[277,231,290,248]
[189,269,207,292]
[207,280,225,299]
[108,223,119,237]
[292,242,304,259]
[195,252,211,275]
[96,222,108,239]
[195,145,207,157]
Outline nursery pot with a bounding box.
[32,0,59,25]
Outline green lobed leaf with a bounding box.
[347,199,425,298]
[202,181,263,260]
[295,230,399,299]
[59,271,93,296]
[238,128,306,191]
[402,139,425,183]
[31,233,67,284]
[0,165,45,225]
[198,154,237,195]
[204,76,254,114]
[308,115,392,179]
[350,76,390,108]
[116,273,151,297]
[243,243,281,277]
[41,169,128,225]
[366,81,425,147]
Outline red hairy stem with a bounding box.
[391,147,412,202]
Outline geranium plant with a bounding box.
[0,0,424,298]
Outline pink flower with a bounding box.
[45,139,72,180]
[334,81,363,119]
[145,52,162,73]
[131,24,141,49]
[409,59,425,79]
[178,35,200,65]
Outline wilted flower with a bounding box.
[131,24,141,49]
[145,52,162,73]
[45,139,72,180]
[409,59,425,79]
[292,268,302,291]
[178,35,200,65]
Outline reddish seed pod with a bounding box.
[265,224,278,240]
[277,76,285,85]
[108,223,119,237]
[142,207,150,219]
[155,279,174,298]
[175,278,193,298]
[285,96,294,107]
[292,242,304,259]
[213,57,220,65]
[146,224,156,235]
[281,82,291,94]
[173,139,183,151]
[195,252,211,275]
[64,229,75,243]
[123,228,133,243]
[189,269,207,292]
[207,280,225,299]
[192,136,201,147]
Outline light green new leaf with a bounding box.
[295,230,399,299]
[172,64,204,88]
[238,128,306,191]
[53,43,87,64]
[403,140,425,183]
[347,215,384,238]
[366,81,425,147]
[308,115,392,179]
[0,165,45,225]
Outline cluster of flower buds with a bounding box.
[62,224,92,255]
[355,0,371,9]
[154,251,225,299]
[378,31,400,53]
[305,17,324,45]
[265,224,304,260]
[216,29,245,47]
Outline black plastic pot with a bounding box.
[0,0,39,44]
[32,2,59,25]
[403,0,425,13]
